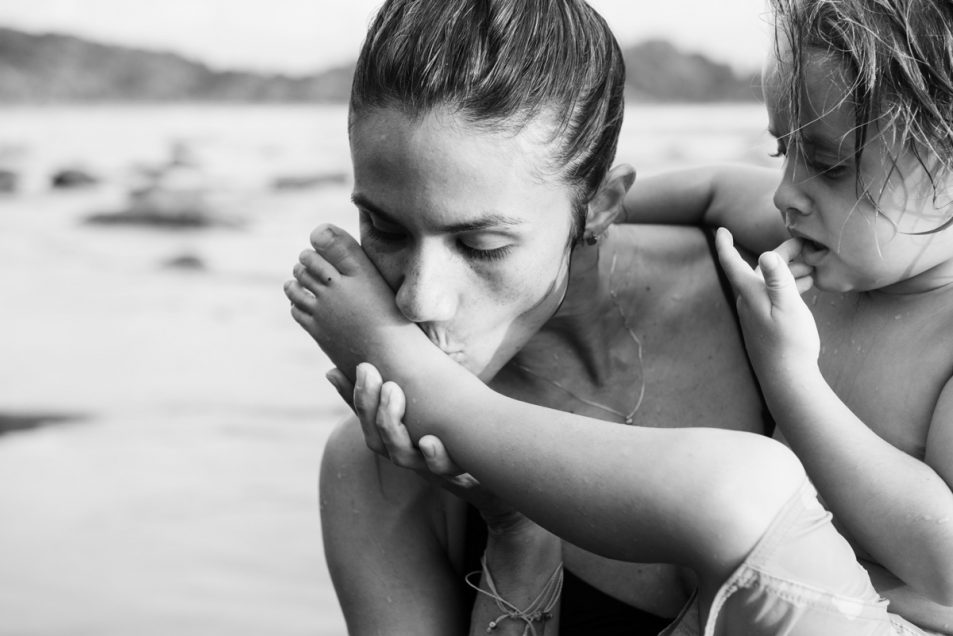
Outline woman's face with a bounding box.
[349,107,577,380]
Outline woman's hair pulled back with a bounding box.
[350,0,626,233]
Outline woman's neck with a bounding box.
[515,230,637,384]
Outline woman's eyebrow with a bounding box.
[351,193,524,233]
[442,214,524,233]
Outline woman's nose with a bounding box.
[394,249,458,324]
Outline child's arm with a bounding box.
[286,225,806,585]
[717,230,953,605]
[623,165,787,255]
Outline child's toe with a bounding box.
[309,224,367,276]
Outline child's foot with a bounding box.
[284,223,433,381]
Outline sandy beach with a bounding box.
[0,103,769,635]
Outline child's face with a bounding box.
[348,107,576,381]
[763,45,953,294]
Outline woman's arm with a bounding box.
[623,165,787,254]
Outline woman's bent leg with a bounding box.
[320,419,471,635]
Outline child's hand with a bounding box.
[772,238,815,295]
[715,228,820,383]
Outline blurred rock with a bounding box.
[0,169,19,193]
[0,411,84,435]
[161,253,207,271]
[271,172,348,191]
[51,167,99,189]
[85,141,243,229]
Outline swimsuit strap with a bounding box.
[703,229,776,437]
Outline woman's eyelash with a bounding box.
[365,222,511,262]
[363,223,404,242]
[459,242,512,262]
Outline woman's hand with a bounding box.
[328,362,530,531]
[715,228,820,384]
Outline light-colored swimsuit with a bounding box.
[661,479,937,636]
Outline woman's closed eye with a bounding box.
[457,238,512,262]
[361,211,407,243]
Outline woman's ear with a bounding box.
[583,164,636,238]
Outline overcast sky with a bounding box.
[0,0,772,74]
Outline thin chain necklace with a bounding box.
[514,253,645,425]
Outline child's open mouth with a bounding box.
[799,237,830,264]
[787,227,830,265]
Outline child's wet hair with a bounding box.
[349,0,626,239]
[771,0,953,221]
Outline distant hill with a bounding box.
[0,27,352,103]
[0,26,758,103]
[624,39,761,103]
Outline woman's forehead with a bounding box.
[349,107,574,225]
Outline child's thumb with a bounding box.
[759,250,798,308]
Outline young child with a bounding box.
[621,0,953,631]
[287,0,953,633]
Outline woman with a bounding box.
[287,1,765,633]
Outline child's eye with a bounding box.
[817,164,848,179]
[805,156,849,180]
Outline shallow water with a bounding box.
[0,102,770,635]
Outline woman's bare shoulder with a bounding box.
[612,224,718,291]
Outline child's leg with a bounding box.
[288,227,925,634]
[286,226,804,594]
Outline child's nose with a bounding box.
[773,169,811,221]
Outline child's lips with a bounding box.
[800,238,830,265]
[788,229,830,265]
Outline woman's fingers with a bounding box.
[375,381,422,468]
[353,363,387,456]
[418,435,463,477]
[326,368,355,410]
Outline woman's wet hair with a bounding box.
[350,0,626,238]
[771,0,953,217]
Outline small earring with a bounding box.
[585,232,600,246]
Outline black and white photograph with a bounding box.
[2,1,952,634]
